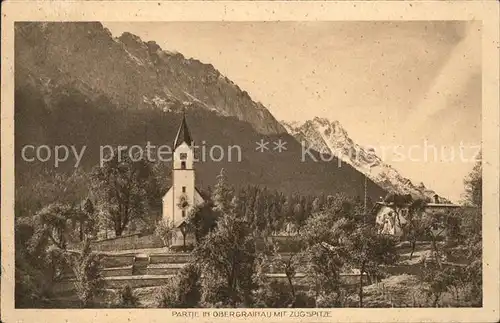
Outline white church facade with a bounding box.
[162,113,204,247]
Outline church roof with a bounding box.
[173,113,193,149]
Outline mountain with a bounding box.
[15,22,286,135]
[283,117,449,202]
[14,22,387,204]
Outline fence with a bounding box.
[89,232,163,252]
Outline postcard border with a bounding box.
[1,1,499,322]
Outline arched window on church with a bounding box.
[182,210,186,217]
[181,161,186,169]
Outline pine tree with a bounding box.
[70,237,103,308]
[211,168,233,215]
[463,150,482,207]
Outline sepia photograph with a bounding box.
[1,1,499,322]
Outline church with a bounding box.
[162,113,205,247]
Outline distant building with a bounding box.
[162,113,205,246]
[372,196,464,237]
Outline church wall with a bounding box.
[162,188,173,225]
[172,169,196,226]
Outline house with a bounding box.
[162,113,205,246]
[372,195,464,237]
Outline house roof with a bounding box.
[195,187,208,200]
[425,203,461,208]
[173,112,193,150]
[162,186,205,199]
[371,201,464,214]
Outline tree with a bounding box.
[91,149,157,236]
[419,212,447,269]
[191,169,259,306]
[193,211,257,306]
[461,158,482,263]
[299,194,398,308]
[298,205,351,305]
[68,237,104,307]
[422,266,457,307]
[463,150,482,207]
[459,207,481,262]
[416,164,483,307]
[265,238,301,305]
[292,202,307,234]
[15,168,91,219]
[76,198,97,241]
[15,203,81,307]
[33,202,77,250]
[344,224,398,307]
[211,168,233,215]
[463,259,482,306]
[15,218,57,307]
[456,205,482,306]
[186,201,217,244]
[406,199,428,259]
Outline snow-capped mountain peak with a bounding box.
[282,118,448,202]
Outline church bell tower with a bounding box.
[170,112,195,226]
[162,112,204,247]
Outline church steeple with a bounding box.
[173,112,193,149]
[161,108,205,246]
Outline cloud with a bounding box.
[403,21,481,135]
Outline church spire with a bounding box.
[173,111,193,149]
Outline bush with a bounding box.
[199,279,232,307]
[176,263,201,307]
[156,263,201,308]
[70,239,104,308]
[117,285,140,308]
[293,292,316,308]
[253,280,294,308]
[154,220,174,247]
[156,278,179,308]
[315,292,342,308]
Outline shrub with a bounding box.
[70,239,104,308]
[176,263,202,307]
[293,292,316,308]
[199,279,232,307]
[154,220,174,247]
[156,278,179,308]
[117,285,140,308]
[253,280,294,308]
[315,292,343,308]
[156,263,201,308]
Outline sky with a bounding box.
[103,21,481,202]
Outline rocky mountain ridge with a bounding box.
[14,22,387,201]
[15,22,286,135]
[283,117,449,202]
